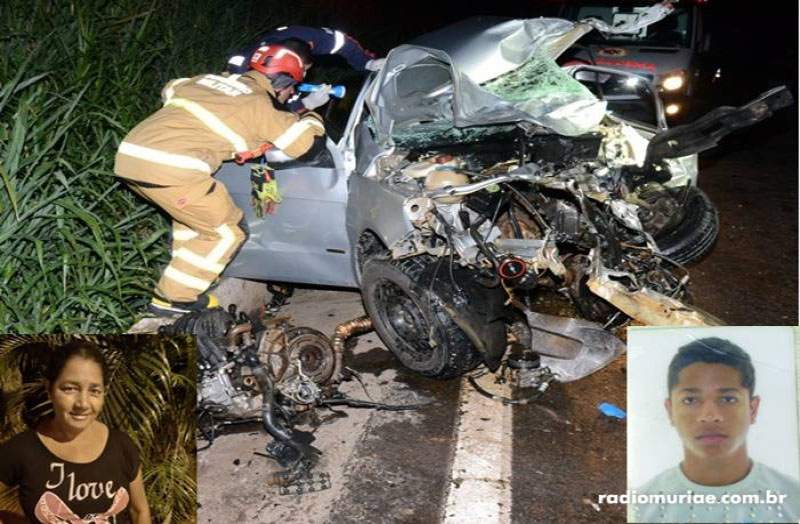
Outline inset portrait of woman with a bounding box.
[0,335,197,524]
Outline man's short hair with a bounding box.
[279,38,313,66]
[667,337,755,397]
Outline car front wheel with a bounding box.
[641,186,719,264]
[360,256,482,379]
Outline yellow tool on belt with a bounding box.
[250,163,281,217]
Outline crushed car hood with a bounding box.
[367,4,674,146]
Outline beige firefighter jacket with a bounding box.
[115,71,325,182]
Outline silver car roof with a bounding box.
[367,5,673,145]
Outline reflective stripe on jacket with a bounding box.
[114,71,324,178]
[226,25,376,74]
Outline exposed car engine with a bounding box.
[166,308,336,470]
[360,118,723,383]
[164,306,418,490]
[389,126,682,276]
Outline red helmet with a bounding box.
[249,44,305,84]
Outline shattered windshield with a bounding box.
[482,49,598,121]
[384,50,605,147]
[373,8,675,147]
[388,49,605,146]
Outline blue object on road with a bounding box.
[297,83,346,99]
[598,402,627,420]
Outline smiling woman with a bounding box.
[0,336,195,524]
[0,341,151,524]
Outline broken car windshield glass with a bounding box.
[482,49,596,115]
[390,50,604,146]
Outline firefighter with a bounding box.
[226,26,386,113]
[114,42,325,316]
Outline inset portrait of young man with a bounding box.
[627,327,800,523]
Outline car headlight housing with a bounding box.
[660,70,687,92]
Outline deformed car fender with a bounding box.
[418,262,509,371]
[585,251,723,326]
[347,172,509,370]
[346,172,416,280]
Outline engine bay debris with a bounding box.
[161,305,420,491]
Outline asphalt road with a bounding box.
[196,112,797,523]
[690,112,797,325]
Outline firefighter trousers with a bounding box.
[123,173,247,303]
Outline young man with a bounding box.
[114,42,325,316]
[630,337,800,523]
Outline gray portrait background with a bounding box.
[627,326,799,489]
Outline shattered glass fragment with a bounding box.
[483,50,590,102]
[482,50,606,135]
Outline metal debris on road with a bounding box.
[274,470,332,496]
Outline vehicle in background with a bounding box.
[558,0,720,122]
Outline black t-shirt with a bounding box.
[0,428,139,524]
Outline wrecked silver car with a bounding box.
[214,8,791,385]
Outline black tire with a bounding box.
[360,256,482,379]
[650,186,719,264]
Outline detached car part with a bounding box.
[166,306,421,488]
[164,307,332,470]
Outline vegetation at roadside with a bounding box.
[0,0,334,332]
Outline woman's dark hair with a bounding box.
[44,340,109,387]
[667,337,755,397]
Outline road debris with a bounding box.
[598,402,627,420]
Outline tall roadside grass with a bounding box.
[0,0,305,332]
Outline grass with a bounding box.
[0,0,312,332]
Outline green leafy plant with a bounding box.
[0,0,300,332]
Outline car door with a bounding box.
[214,137,357,287]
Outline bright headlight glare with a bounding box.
[624,77,640,88]
[665,103,681,115]
[661,73,685,91]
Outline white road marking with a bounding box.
[443,375,513,523]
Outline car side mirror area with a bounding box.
[267,135,334,169]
